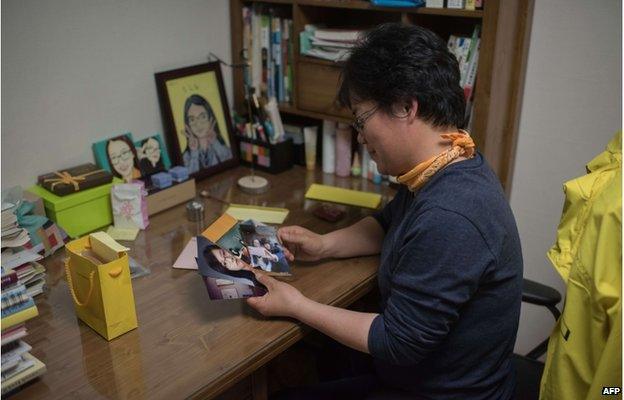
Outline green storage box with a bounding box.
[28,179,120,238]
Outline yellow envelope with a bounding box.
[305,184,381,209]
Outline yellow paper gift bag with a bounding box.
[64,231,138,341]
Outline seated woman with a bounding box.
[246,23,523,400]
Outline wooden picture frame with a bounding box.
[155,62,238,180]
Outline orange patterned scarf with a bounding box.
[397,130,476,192]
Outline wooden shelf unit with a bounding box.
[229,0,534,193]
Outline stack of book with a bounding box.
[447,25,481,129]
[12,262,46,298]
[300,25,362,62]
[2,209,29,249]
[1,266,46,395]
[243,4,294,103]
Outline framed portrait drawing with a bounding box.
[93,133,143,183]
[133,134,171,177]
[155,62,238,180]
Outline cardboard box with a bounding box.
[146,179,196,216]
[28,179,121,238]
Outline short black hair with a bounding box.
[338,23,466,129]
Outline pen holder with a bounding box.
[237,136,294,174]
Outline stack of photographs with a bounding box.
[195,214,291,300]
[196,236,267,300]
[202,214,291,276]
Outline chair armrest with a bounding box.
[522,279,562,308]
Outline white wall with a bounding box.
[511,0,621,354]
[1,0,232,188]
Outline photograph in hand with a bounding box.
[196,236,267,301]
[203,214,292,276]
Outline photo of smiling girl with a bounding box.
[105,135,142,182]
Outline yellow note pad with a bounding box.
[106,226,140,242]
[225,204,290,224]
[305,184,381,209]
[89,231,130,263]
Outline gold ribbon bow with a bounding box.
[44,169,104,191]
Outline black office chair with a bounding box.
[514,278,563,400]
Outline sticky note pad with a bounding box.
[305,184,381,209]
[225,204,289,224]
[106,226,140,241]
[89,231,130,263]
[202,213,238,242]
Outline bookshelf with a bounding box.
[230,0,534,193]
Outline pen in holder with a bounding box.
[211,50,272,194]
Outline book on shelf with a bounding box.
[463,39,480,100]
[282,18,293,103]
[242,6,252,88]
[310,36,357,49]
[250,6,262,93]
[425,0,444,7]
[447,25,480,126]
[300,24,360,62]
[446,0,464,8]
[303,48,350,62]
[243,5,294,104]
[272,15,282,101]
[313,28,362,42]
[260,12,270,98]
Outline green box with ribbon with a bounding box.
[28,178,121,238]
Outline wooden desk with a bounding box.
[11,166,396,400]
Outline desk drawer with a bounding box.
[297,61,351,119]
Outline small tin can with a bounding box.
[186,200,205,223]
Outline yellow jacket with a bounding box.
[540,132,622,400]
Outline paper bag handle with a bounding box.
[64,259,95,307]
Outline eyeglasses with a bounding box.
[351,106,378,134]
[143,145,160,155]
[188,112,208,125]
[110,149,133,165]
